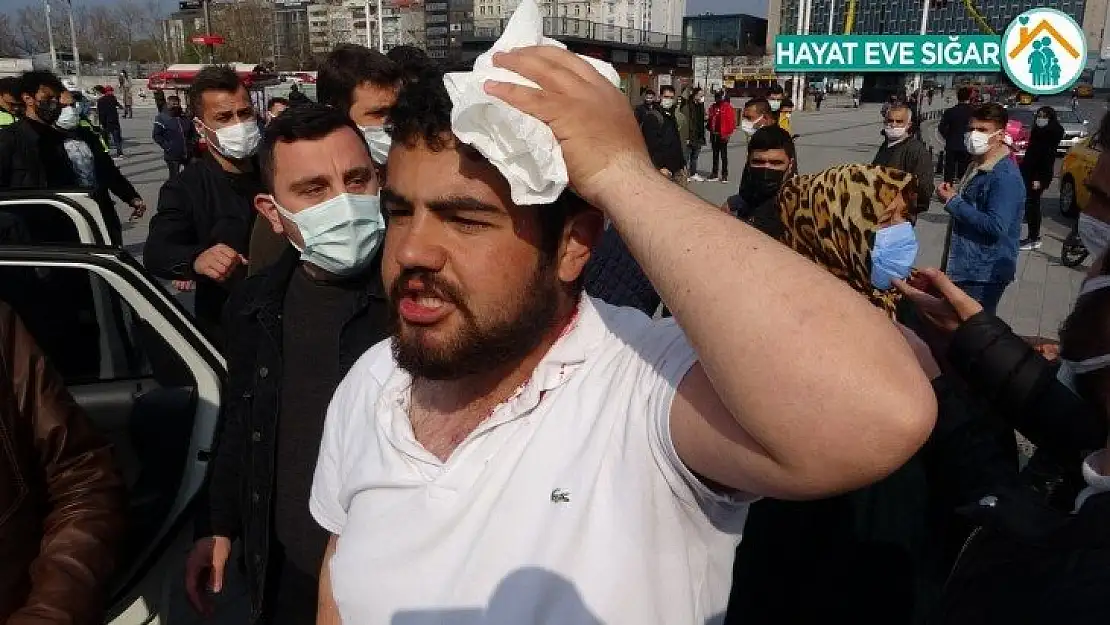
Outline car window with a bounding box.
[1055,109,1082,124]
[0,263,201,593]
[0,202,82,245]
[1008,109,1034,126]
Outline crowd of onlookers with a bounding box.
[3,26,1110,625]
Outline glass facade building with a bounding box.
[779,0,1087,36]
[682,13,769,55]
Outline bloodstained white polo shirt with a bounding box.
[310,296,750,625]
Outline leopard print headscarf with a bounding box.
[775,164,918,316]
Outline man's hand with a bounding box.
[129,198,147,221]
[484,46,655,207]
[193,244,247,283]
[893,267,984,334]
[936,182,957,203]
[185,536,232,617]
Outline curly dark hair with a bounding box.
[387,68,455,151]
[388,69,588,257]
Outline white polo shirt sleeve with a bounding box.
[310,341,390,535]
[631,317,752,517]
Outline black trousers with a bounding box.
[166,159,183,179]
[1026,185,1045,240]
[943,150,970,183]
[710,134,729,179]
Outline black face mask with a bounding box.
[739,165,788,206]
[35,99,62,125]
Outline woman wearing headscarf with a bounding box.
[724,164,1020,625]
[1019,106,1064,250]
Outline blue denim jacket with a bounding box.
[944,155,1025,284]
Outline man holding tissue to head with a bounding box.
[309,1,937,623]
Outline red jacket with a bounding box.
[708,101,736,138]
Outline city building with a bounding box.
[466,0,686,35]
[682,13,767,55]
[274,0,313,69]
[307,1,394,55]
[775,0,1088,41]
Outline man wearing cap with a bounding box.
[310,48,936,625]
[96,85,124,157]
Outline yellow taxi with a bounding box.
[1076,83,1095,98]
[1060,136,1102,217]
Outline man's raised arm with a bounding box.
[486,47,936,500]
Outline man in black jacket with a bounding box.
[938,87,974,183]
[152,94,195,178]
[184,104,390,625]
[895,268,1110,625]
[683,87,707,181]
[639,84,686,184]
[873,102,934,217]
[144,66,266,343]
[0,71,144,245]
[96,85,124,157]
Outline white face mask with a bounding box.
[660,97,675,109]
[56,105,79,130]
[1035,118,1049,128]
[769,99,782,112]
[360,125,391,164]
[274,192,385,276]
[741,118,760,136]
[203,119,261,160]
[884,125,908,141]
[964,129,999,156]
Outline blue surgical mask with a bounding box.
[273,192,385,276]
[870,222,918,290]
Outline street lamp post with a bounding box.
[44,0,59,71]
[914,0,931,112]
[202,0,215,63]
[66,0,80,88]
[377,0,385,52]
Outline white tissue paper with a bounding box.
[443,0,621,205]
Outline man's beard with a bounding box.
[389,260,562,381]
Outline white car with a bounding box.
[0,191,229,625]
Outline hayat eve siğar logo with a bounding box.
[1001,7,1087,95]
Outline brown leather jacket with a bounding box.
[0,302,126,625]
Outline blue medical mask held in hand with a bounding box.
[870,222,918,290]
[274,192,386,276]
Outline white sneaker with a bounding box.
[688,174,705,182]
[706,176,720,182]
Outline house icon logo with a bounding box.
[1001,8,1087,95]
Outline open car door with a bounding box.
[0,190,112,245]
[0,245,227,625]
